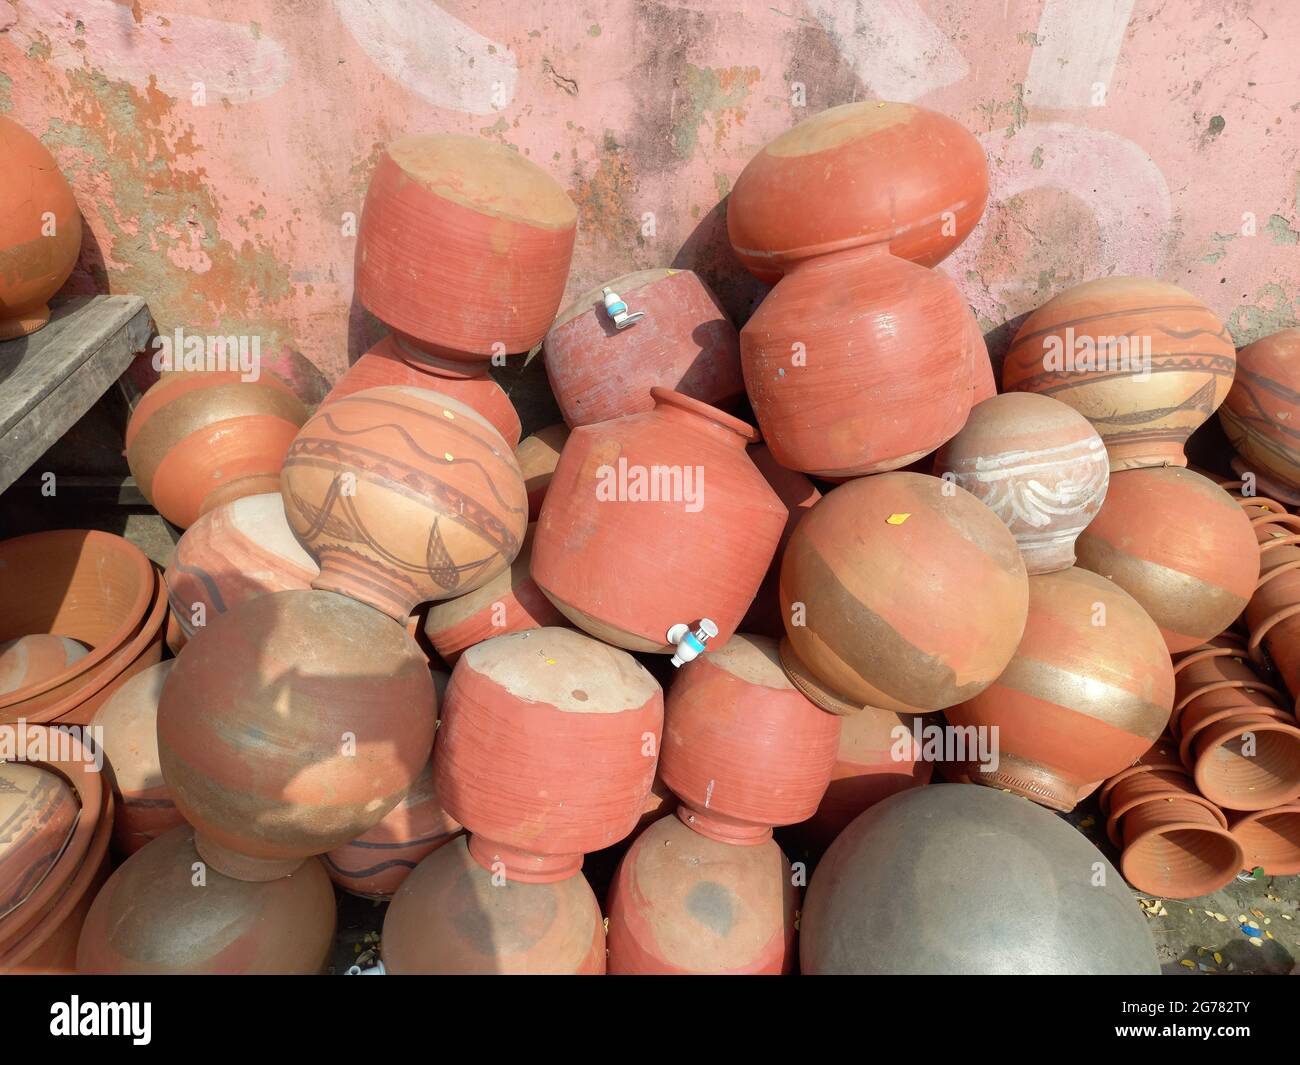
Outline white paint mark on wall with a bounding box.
[332,0,517,115]
[812,0,968,102]
[1025,0,1136,109]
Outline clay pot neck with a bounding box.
[675,804,772,845]
[649,387,758,449]
[785,239,893,277]
[393,332,495,371]
[194,832,304,883]
[392,335,492,380]
[310,560,418,623]
[467,834,582,884]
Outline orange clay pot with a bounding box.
[1247,537,1300,705]
[1104,767,1225,847]
[1220,328,1300,504]
[0,635,87,696]
[965,304,997,404]
[1170,637,1284,738]
[1097,734,1186,815]
[515,423,569,521]
[1229,805,1300,875]
[1118,791,1243,899]
[1185,713,1300,812]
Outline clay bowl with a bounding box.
[1119,797,1243,900]
[1229,805,1300,875]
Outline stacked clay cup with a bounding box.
[1220,328,1300,505]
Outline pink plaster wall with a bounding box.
[4,0,1299,409]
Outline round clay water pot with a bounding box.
[606,812,798,975]
[434,627,663,881]
[726,101,987,280]
[1229,805,1300,875]
[382,835,605,974]
[0,115,82,339]
[779,472,1029,715]
[1003,277,1236,471]
[532,388,786,652]
[661,634,839,842]
[1074,467,1259,653]
[740,243,971,477]
[355,134,576,361]
[421,524,566,665]
[800,784,1158,974]
[0,635,88,696]
[544,268,744,427]
[933,393,1109,574]
[157,588,437,881]
[92,660,186,856]
[1220,328,1300,504]
[1188,716,1300,812]
[0,762,79,921]
[948,567,1174,811]
[320,334,521,446]
[75,826,336,974]
[323,763,462,899]
[964,304,997,404]
[280,386,528,620]
[516,423,570,521]
[125,370,308,529]
[1118,793,1243,899]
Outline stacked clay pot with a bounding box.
[741,444,821,638]
[543,268,744,427]
[1245,501,1300,703]
[0,116,82,339]
[964,304,997,405]
[516,423,569,520]
[1003,277,1236,471]
[948,566,1174,811]
[933,393,1109,574]
[1229,805,1300,875]
[532,388,786,653]
[1220,328,1300,504]
[355,134,576,363]
[778,472,1029,715]
[125,370,308,529]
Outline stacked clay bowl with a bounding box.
[515,423,569,520]
[1003,277,1236,471]
[0,530,166,727]
[125,370,308,529]
[355,134,576,362]
[1220,328,1300,504]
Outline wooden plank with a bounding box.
[0,295,152,496]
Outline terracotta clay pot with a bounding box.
[1230,805,1300,875]
[948,567,1174,811]
[779,472,1028,715]
[661,634,839,842]
[516,423,570,521]
[1074,467,1259,652]
[0,116,82,339]
[965,305,997,404]
[544,268,744,427]
[76,826,336,974]
[1170,636,1284,738]
[157,588,437,881]
[125,370,308,529]
[726,101,987,280]
[421,524,566,665]
[434,627,662,881]
[320,334,521,446]
[0,635,88,695]
[606,812,797,974]
[1104,767,1226,846]
[532,388,786,652]
[1246,536,1300,702]
[1118,790,1243,899]
[1003,277,1236,471]
[740,243,971,477]
[323,763,462,899]
[1220,328,1300,504]
[92,660,186,856]
[355,134,576,361]
[0,762,79,919]
[281,386,528,620]
[382,835,605,974]
[933,393,1109,574]
[1098,733,1185,813]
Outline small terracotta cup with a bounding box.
[1229,804,1300,875]
[1188,716,1300,812]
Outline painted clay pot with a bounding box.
[606,812,797,975]
[532,388,786,652]
[421,524,566,665]
[965,304,997,404]
[1074,467,1259,652]
[280,386,528,620]
[76,826,335,974]
[779,472,1029,715]
[740,244,970,477]
[544,268,744,427]
[125,370,307,529]
[320,334,521,446]
[948,567,1174,811]
[323,763,462,899]
[1230,805,1300,875]
[93,660,186,856]
[0,530,166,727]
[1220,328,1300,504]
[516,423,570,521]
[383,835,605,974]
[726,101,987,280]
[801,784,1158,974]
[434,628,662,881]
[0,635,87,696]
[1116,779,1243,898]
[0,116,82,339]
[741,444,821,638]
[933,393,1109,574]
[164,492,317,650]
[157,588,436,881]
[1003,277,1236,471]
[661,634,839,842]
[355,134,576,361]
[0,763,79,920]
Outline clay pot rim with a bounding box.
[777,638,865,716]
[390,334,492,379]
[1119,819,1244,899]
[1172,639,1248,676]
[1192,720,1300,811]
[1178,705,1294,768]
[1229,803,1300,875]
[1098,753,1186,813]
[1247,599,1300,689]
[731,231,899,276]
[675,802,775,846]
[1105,780,1224,847]
[1171,678,1287,735]
[650,387,760,444]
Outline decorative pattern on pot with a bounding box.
[531,388,786,653]
[280,386,527,621]
[1003,277,1236,471]
[354,134,576,362]
[0,763,78,921]
[516,423,570,521]
[433,627,662,881]
[1220,328,1300,504]
[0,635,87,696]
[779,472,1029,715]
[1229,805,1300,876]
